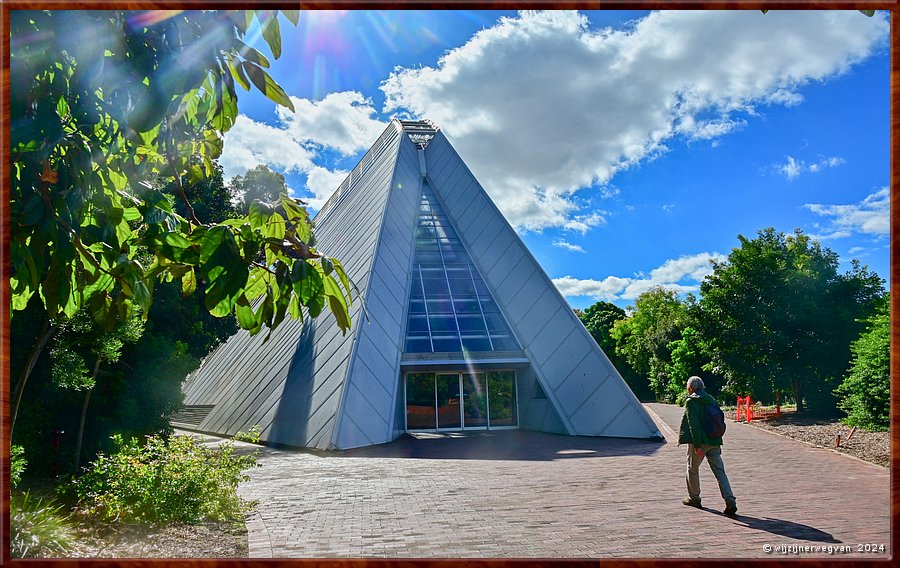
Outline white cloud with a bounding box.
[848,246,867,255]
[303,166,350,209]
[562,212,607,234]
[552,239,586,253]
[275,91,387,156]
[805,186,889,238]
[552,251,725,301]
[381,10,887,231]
[219,115,314,179]
[219,91,388,208]
[777,154,845,179]
[779,156,802,180]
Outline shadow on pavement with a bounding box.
[334,429,666,461]
[710,511,840,543]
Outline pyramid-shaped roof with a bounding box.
[178,119,661,449]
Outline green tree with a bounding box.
[10,10,353,433]
[578,301,651,400]
[610,288,688,403]
[49,308,145,471]
[697,228,883,413]
[834,293,890,430]
[166,162,239,224]
[230,165,290,213]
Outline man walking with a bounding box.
[679,375,737,516]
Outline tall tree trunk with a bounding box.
[791,378,804,413]
[10,319,54,439]
[74,359,101,474]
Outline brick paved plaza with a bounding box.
[228,403,890,558]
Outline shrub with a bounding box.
[70,434,258,524]
[834,297,890,431]
[10,492,74,558]
[233,425,262,444]
[11,444,26,488]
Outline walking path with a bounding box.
[234,403,890,558]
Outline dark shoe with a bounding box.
[682,498,702,508]
[724,503,738,516]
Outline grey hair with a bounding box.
[687,376,705,392]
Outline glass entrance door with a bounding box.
[462,373,488,428]
[436,374,462,429]
[405,371,517,431]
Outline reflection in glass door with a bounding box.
[436,374,462,429]
[462,373,488,428]
[406,373,436,430]
[405,371,517,431]
[487,370,517,427]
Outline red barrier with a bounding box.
[736,396,753,422]
[737,393,782,423]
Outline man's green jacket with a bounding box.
[678,390,724,446]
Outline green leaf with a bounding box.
[11,287,35,311]
[89,292,116,331]
[248,201,272,230]
[859,9,875,16]
[291,259,322,305]
[209,294,234,318]
[282,10,300,26]
[263,213,286,240]
[281,195,311,242]
[242,62,294,111]
[244,267,269,300]
[323,274,350,332]
[164,232,192,249]
[307,292,324,318]
[260,13,282,59]
[288,294,303,320]
[235,39,270,68]
[226,54,251,91]
[198,226,227,263]
[331,258,352,308]
[234,295,257,329]
[182,268,197,297]
[321,257,333,276]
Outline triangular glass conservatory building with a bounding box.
[177,119,662,449]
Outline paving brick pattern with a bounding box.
[235,403,890,558]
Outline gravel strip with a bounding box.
[744,414,889,468]
[62,519,248,558]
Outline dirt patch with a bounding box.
[62,518,248,558]
[745,414,888,468]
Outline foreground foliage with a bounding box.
[11,492,76,558]
[70,434,258,524]
[10,447,75,558]
[11,10,351,337]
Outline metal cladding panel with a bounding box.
[516,366,566,434]
[424,131,660,439]
[334,134,422,449]
[179,122,404,449]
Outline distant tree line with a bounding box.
[578,228,888,430]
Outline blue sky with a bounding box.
[224,10,890,310]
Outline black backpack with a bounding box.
[702,403,727,438]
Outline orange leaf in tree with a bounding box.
[40,161,58,183]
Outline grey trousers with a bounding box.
[686,444,736,506]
